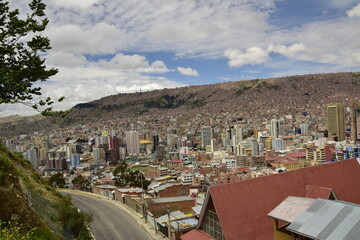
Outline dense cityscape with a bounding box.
[1,0,360,239]
[2,100,360,239]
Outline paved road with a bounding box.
[62,192,151,240]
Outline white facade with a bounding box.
[221,158,237,169]
[180,172,194,184]
[300,123,309,134]
[125,131,140,156]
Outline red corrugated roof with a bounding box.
[285,152,306,158]
[204,158,360,240]
[265,156,287,162]
[181,230,214,240]
[306,185,333,199]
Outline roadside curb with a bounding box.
[59,189,166,240]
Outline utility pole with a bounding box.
[167,206,171,239]
[139,173,146,222]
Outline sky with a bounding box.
[2,0,360,117]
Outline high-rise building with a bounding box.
[125,131,140,156]
[272,138,284,151]
[270,119,284,138]
[46,150,67,170]
[300,123,309,134]
[201,126,213,148]
[351,105,360,142]
[92,147,105,161]
[70,153,81,169]
[327,104,345,141]
[251,139,259,156]
[26,148,38,169]
[231,125,243,146]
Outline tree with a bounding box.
[113,160,128,187]
[72,175,91,192]
[49,172,65,188]
[0,0,65,116]
[113,162,150,190]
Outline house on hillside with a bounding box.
[181,158,360,240]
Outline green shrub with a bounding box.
[56,196,92,239]
[0,220,33,240]
[0,154,11,184]
[29,226,57,240]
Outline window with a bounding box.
[201,210,224,240]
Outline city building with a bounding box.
[327,104,345,141]
[201,126,213,149]
[272,138,284,151]
[351,105,360,142]
[270,119,285,138]
[125,131,140,156]
[26,148,38,169]
[299,123,308,134]
[70,153,80,169]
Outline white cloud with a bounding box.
[268,43,307,59]
[33,66,183,114]
[352,52,360,63]
[46,0,101,9]
[224,47,269,67]
[46,52,87,67]
[177,67,199,77]
[46,23,128,54]
[347,3,360,17]
[96,53,170,73]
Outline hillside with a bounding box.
[1,72,360,137]
[0,144,92,239]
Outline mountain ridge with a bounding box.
[1,71,360,137]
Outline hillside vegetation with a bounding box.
[0,144,92,239]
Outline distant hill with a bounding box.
[1,72,360,137]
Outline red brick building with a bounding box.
[152,183,190,198]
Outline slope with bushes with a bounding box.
[0,144,92,239]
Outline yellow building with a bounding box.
[275,160,301,170]
[306,146,325,166]
[265,137,274,150]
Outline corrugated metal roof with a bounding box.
[170,218,198,229]
[196,196,205,205]
[201,158,360,240]
[116,188,142,193]
[192,205,202,215]
[156,210,185,226]
[287,199,360,240]
[150,196,194,203]
[306,185,334,199]
[153,183,184,192]
[98,185,116,189]
[267,196,316,223]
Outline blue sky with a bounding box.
[2,0,360,116]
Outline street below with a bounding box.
[62,191,151,240]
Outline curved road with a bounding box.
[62,191,151,240]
